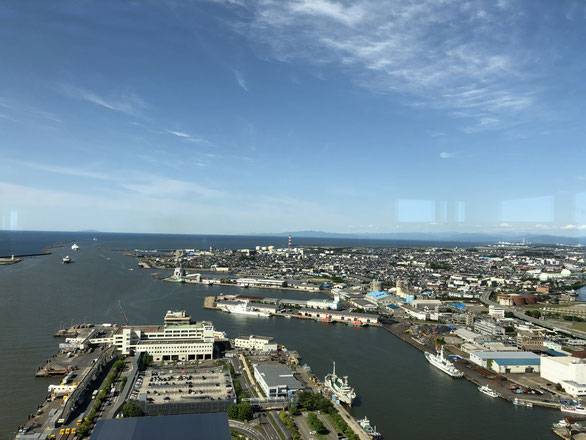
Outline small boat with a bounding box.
[561,399,586,415]
[71,244,79,250]
[358,417,382,439]
[62,256,72,264]
[478,385,498,398]
[513,398,533,407]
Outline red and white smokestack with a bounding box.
[288,235,292,248]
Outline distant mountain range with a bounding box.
[259,230,586,245]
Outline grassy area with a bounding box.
[573,322,586,332]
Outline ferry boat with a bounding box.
[424,346,463,378]
[325,361,356,406]
[561,399,586,415]
[71,244,79,250]
[62,256,72,264]
[221,300,271,317]
[478,385,499,398]
[358,417,382,439]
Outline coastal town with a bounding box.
[12,239,586,440]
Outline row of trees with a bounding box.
[295,391,360,440]
[227,402,253,421]
[77,357,128,437]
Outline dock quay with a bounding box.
[382,320,565,410]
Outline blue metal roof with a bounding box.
[366,290,389,299]
[449,303,466,310]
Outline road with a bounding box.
[259,412,281,440]
[229,419,268,440]
[479,289,586,340]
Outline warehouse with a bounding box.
[470,351,541,374]
[253,364,303,398]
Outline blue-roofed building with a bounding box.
[366,290,389,300]
[470,351,541,374]
[366,290,393,306]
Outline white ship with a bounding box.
[62,256,72,264]
[561,399,586,415]
[71,244,79,250]
[478,385,499,398]
[513,398,533,408]
[221,300,271,317]
[325,361,356,406]
[424,346,463,378]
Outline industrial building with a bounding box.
[297,309,379,325]
[469,351,541,374]
[474,319,506,337]
[541,356,586,397]
[237,278,287,288]
[253,364,303,398]
[234,335,278,352]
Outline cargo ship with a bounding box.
[424,346,463,378]
[325,361,356,406]
[358,417,382,439]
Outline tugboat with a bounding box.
[62,256,72,264]
[358,417,382,439]
[325,361,356,406]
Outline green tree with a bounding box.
[237,402,253,421]
[122,401,143,418]
[227,404,239,420]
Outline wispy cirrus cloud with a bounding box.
[166,129,212,145]
[61,85,146,116]
[226,0,536,130]
[233,70,249,91]
[439,152,455,159]
[6,159,112,180]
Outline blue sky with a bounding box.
[0,0,585,235]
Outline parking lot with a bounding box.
[130,367,234,404]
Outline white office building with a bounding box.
[541,356,586,397]
[90,318,215,362]
[234,335,278,352]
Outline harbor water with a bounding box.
[0,232,563,439]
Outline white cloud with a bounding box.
[229,0,535,129]
[121,178,221,199]
[562,224,586,230]
[7,159,112,180]
[439,152,455,159]
[166,129,211,144]
[233,70,249,91]
[61,85,146,116]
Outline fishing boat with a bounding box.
[561,399,586,415]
